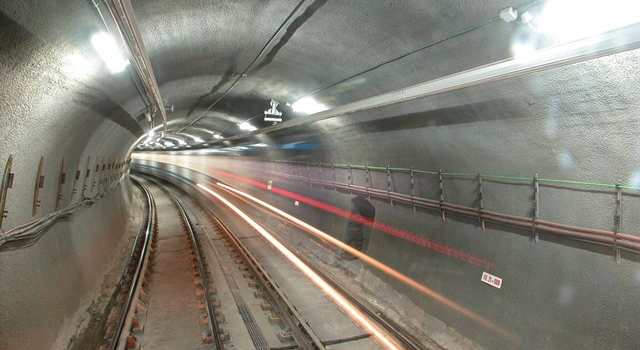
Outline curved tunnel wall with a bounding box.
[1,2,145,348]
[1,0,639,349]
[0,182,140,350]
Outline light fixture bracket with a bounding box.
[264,99,283,122]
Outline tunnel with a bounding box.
[1,1,639,349]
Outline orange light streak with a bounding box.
[213,181,520,344]
[197,183,403,350]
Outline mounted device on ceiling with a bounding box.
[264,99,283,122]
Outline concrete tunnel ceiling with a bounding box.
[1,0,640,349]
[2,0,639,154]
[130,0,547,146]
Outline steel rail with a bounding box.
[92,177,150,347]
[110,177,156,350]
[130,166,426,349]
[205,214,271,350]
[152,180,225,349]
[284,239,427,350]
[212,182,431,350]
[207,212,326,350]
[137,170,323,349]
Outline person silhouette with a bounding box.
[341,195,376,260]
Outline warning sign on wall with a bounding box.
[481,272,502,289]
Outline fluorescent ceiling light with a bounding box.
[291,97,328,115]
[511,40,536,58]
[90,32,129,73]
[163,141,175,147]
[251,143,268,147]
[213,134,224,139]
[63,51,95,78]
[192,136,204,143]
[239,122,257,131]
[537,0,640,43]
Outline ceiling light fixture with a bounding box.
[291,97,328,115]
[264,99,283,122]
[239,122,257,132]
[90,32,129,73]
[536,0,639,42]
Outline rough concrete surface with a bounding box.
[0,181,139,350]
[1,0,639,349]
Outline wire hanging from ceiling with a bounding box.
[293,0,545,101]
[175,0,308,133]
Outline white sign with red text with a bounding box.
[481,272,502,289]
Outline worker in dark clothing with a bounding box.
[341,195,376,260]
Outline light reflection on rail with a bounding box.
[211,181,520,344]
[209,169,495,270]
[197,183,403,350]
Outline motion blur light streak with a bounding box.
[196,183,403,350]
[210,169,495,269]
[214,181,520,343]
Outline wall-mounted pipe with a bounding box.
[98,0,167,136]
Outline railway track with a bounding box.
[99,177,158,350]
[99,173,423,350]
[100,177,224,350]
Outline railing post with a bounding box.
[438,169,445,221]
[307,161,311,188]
[331,163,336,192]
[365,164,371,199]
[478,173,485,230]
[410,166,416,212]
[347,163,352,194]
[614,184,622,264]
[533,174,539,243]
[387,164,393,207]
